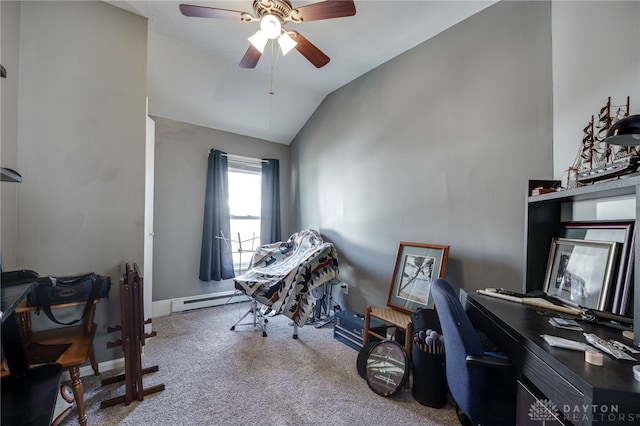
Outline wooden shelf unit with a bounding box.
[524,176,640,345]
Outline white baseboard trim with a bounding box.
[153,299,172,317]
[170,290,250,313]
[153,292,250,317]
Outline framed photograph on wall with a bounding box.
[560,221,634,315]
[543,238,618,310]
[386,242,449,314]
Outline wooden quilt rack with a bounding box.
[100,263,164,408]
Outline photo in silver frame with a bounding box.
[560,221,634,315]
[543,238,618,310]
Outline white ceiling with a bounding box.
[112,1,496,144]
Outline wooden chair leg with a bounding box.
[69,366,87,426]
[89,344,99,375]
[363,306,372,347]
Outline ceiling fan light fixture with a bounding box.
[278,32,297,55]
[248,30,269,53]
[180,1,357,69]
[260,14,282,39]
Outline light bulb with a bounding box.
[260,15,281,40]
[248,30,269,53]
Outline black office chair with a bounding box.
[431,279,516,425]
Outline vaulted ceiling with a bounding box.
[112,1,496,144]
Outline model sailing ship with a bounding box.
[568,97,638,186]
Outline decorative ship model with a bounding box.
[569,97,638,185]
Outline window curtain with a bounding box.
[199,149,235,281]
[260,159,281,245]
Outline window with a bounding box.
[227,158,261,274]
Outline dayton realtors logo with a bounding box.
[528,399,639,424]
[528,399,561,424]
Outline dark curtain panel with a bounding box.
[200,149,235,281]
[260,159,281,245]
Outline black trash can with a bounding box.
[410,308,447,408]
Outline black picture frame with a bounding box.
[544,238,618,310]
[364,340,409,397]
[561,220,634,314]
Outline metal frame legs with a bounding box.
[230,300,269,337]
[230,300,299,339]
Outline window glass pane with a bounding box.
[228,171,261,217]
[228,168,261,274]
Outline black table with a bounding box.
[461,290,640,426]
[1,282,61,426]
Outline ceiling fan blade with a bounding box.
[239,45,262,69]
[290,31,330,68]
[179,4,246,20]
[293,0,356,22]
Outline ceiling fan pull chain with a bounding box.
[269,91,273,134]
[268,41,277,134]
[270,42,278,96]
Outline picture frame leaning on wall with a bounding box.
[560,220,634,315]
[543,237,619,311]
[386,242,450,314]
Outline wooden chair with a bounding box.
[363,306,413,361]
[9,299,99,426]
[363,242,450,365]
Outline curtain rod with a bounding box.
[219,151,268,164]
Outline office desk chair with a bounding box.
[431,279,516,425]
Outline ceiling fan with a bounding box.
[179,0,356,69]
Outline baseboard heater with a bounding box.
[171,290,250,313]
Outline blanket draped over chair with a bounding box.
[234,229,340,327]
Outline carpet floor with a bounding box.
[58,302,461,425]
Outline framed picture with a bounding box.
[560,221,633,315]
[386,242,449,314]
[365,340,409,397]
[543,238,618,310]
[617,233,635,316]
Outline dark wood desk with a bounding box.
[1,282,62,426]
[461,290,640,426]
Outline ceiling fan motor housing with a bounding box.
[253,0,300,23]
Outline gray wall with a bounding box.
[290,1,553,313]
[152,116,290,301]
[1,1,147,363]
[552,1,640,180]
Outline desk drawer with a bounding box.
[517,380,569,425]
[522,348,585,424]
